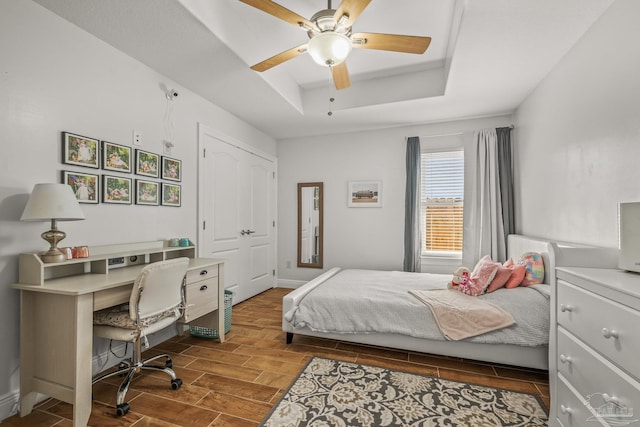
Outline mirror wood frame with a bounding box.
[297,182,323,268]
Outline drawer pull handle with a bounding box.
[602,328,619,339]
[560,405,572,415]
[559,354,572,364]
[200,285,208,291]
[560,304,573,312]
[200,270,208,276]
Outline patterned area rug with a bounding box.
[260,357,547,427]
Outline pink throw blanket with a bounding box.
[409,289,515,340]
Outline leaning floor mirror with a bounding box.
[297,182,323,268]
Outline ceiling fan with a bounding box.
[240,0,432,90]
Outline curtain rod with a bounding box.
[412,125,514,140]
[415,132,464,139]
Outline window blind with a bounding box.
[421,150,464,254]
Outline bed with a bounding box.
[283,235,556,370]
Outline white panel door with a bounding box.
[198,126,276,304]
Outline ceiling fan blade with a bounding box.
[250,44,308,72]
[331,62,351,90]
[239,0,315,30]
[352,32,431,54]
[334,0,372,27]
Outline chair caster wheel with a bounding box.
[171,378,183,390]
[116,402,130,417]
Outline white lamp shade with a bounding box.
[308,32,352,67]
[21,183,86,221]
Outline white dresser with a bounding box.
[551,267,640,426]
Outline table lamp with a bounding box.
[21,183,86,263]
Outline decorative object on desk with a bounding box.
[135,179,159,205]
[62,131,100,169]
[260,357,547,427]
[62,170,99,204]
[179,238,190,247]
[161,183,181,207]
[60,247,73,260]
[102,175,132,204]
[135,149,159,178]
[347,180,382,207]
[71,246,89,258]
[101,141,132,173]
[21,183,86,263]
[161,156,181,181]
[168,238,179,247]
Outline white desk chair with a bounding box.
[92,257,190,417]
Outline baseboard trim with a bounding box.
[0,389,20,421]
[277,279,306,289]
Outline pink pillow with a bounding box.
[486,265,512,292]
[465,255,500,296]
[504,263,526,288]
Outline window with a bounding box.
[421,149,464,257]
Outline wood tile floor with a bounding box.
[3,287,549,426]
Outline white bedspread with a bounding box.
[286,269,549,346]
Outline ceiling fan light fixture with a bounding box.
[307,31,352,67]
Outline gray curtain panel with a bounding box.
[496,127,515,237]
[403,136,421,272]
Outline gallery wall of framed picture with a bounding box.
[61,131,181,207]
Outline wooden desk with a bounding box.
[11,241,225,427]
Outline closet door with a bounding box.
[198,126,276,304]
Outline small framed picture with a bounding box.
[135,179,159,205]
[102,141,132,173]
[102,175,132,204]
[62,171,99,204]
[62,132,100,169]
[162,156,182,181]
[135,149,159,178]
[162,183,181,207]
[348,180,382,208]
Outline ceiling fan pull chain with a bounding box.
[328,68,335,116]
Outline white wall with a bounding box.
[0,0,275,418]
[277,115,512,283]
[514,0,639,247]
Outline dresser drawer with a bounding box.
[555,376,593,427]
[186,264,218,285]
[182,277,219,322]
[557,280,640,379]
[557,327,640,412]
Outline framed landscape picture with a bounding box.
[348,180,382,208]
[62,132,99,169]
[62,171,99,204]
[135,179,159,205]
[161,183,181,207]
[135,149,159,178]
[102,141,132,173]
[102,175,132,204]
[162,156,182,181]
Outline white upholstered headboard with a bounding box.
[507,234,619,286]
